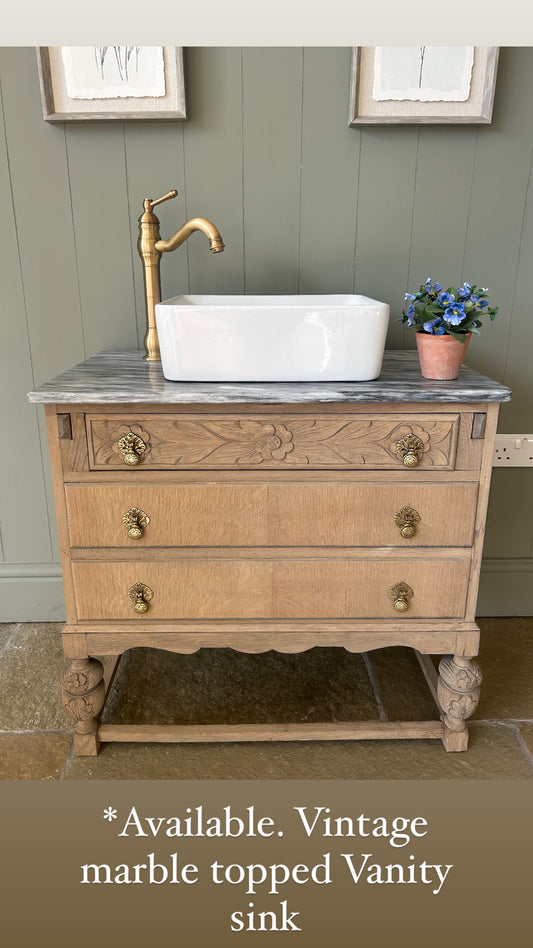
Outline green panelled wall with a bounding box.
[0,46,532,619]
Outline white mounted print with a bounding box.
[349,47,499,125]
[37,47,187,121]
[61,46,166,99]
[372,47,474,103]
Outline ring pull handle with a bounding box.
[128,582,153,615]
[396,434,424,468]
[118,432,147,466]
[394,506,421,539]
[123,507,150,540]
[388,581,414,613]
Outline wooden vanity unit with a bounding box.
[29,349,511,756]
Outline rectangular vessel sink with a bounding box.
[155,294,390,382]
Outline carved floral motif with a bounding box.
[238,422,294,462]
[437,655,482,732]
[61,658,105,735]
[90,415,456,469]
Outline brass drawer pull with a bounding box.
[123,507,150,540]
[388,581,413,613]
[394,506,421,538]
[128,582,153,614]
[118,432,147,466]
[396,434,424,468]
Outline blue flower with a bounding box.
[423,316,445,334]
[457,282,472,299]
[406,304,416,326]
[424,278,442,293]
[438,292,455,305]
[444,303,466,325]
[405,293,417,301]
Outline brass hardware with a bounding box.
[388,581,414,613]
[118,432,147,466]
[123,507,150,540]
[393,506,421,538]
[128,582,154,614]
[396,434,425,468]
[138,189,225,361]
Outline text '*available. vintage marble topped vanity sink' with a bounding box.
[29,349,510,757]
[155,294,390,382]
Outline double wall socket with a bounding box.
[493,435,533,466]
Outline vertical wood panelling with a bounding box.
[1,47,533,617]
[0,65,52,562]
[0,48,84,385]
[500,133,533,432]
[184,47,245,295]
[65,124,137,355]
[124,122,188,343]
[462,48,533,383]
[354,128,419,348]
[407,126,478,292]
[242,48,303,293]
[298,47,360,293]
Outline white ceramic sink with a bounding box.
[155,294,390,382]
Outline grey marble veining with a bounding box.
[28,349,511,404]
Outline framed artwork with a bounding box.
[349,47,499,125]
[37,46,187,122]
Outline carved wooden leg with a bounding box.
[62,658,105,756]
[437,655,482,752]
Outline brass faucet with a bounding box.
[137,189,224,361]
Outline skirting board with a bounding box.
[0,558,532,622]
[0,562,65,621]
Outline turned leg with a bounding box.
[62,657,105,756]
[437,655,482,752]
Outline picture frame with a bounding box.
[37,46,187,122]
[349,47,499,125]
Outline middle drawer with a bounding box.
[65,482,477,548]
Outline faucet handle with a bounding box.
[147,190,178,209]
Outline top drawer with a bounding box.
[86,412,460,471]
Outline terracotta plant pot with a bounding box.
[415,331,471,380]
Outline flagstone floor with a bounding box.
[0,618,532,779]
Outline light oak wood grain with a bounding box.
[87,412,459,471]
[82,629,460,657]
[465,403,500,620]
[43,395,500,754]
[65,481,477,548]
[70,546,472,562]
[98,721,445,743]
[71,558,471,620]
[54,401,491,415]
[63,469,482,485]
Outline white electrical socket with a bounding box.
[493,435,533,466]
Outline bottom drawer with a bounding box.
[72,559,470,620]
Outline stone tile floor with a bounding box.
[0,618,532,779]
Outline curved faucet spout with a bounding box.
[155,218,225,254]
[138,190,225,361]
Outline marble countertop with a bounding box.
[28,349,511,404]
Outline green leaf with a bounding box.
[459,313,477,330]
[446,329,470,343]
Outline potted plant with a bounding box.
[400,278,499,380]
